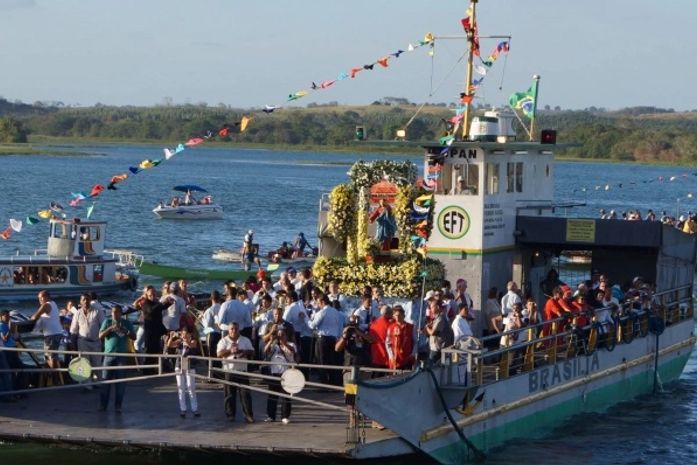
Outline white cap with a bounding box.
[457,175,464,182]
[247,229,253,235]
[425,290,435,300]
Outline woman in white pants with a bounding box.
[165,325,200,417]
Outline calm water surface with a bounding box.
[1,145,696,464]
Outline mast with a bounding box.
[528,75,541,141]
[461,0,477,140]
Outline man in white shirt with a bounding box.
[352,296,374,332]
[452,303,475,346]
[218,288,253,336]
[201,290,222,357]
[217,323,255,423]
[454,279,474,311]
[160,283,187,331]
[282,291,312,370]
[308,295,343,385]
[500,281,522,324]
[326,280,346,312]
[70,292,105,376]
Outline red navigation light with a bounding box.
[540,129,557,144]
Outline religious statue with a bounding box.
[369,198,397,251]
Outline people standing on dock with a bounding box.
[161,282,187,332]
[70,293,105,381]
[217,322,255,423]
[500,281,522,325]
[30,290,64,370]
[219,287,254,339]
[353,296,374,332]
[164,325,200,418]
[201,290,222,359]
[308,294,343,385]
[454,279,474,315]
[264,327,298,424]
[424,301,453,365]
[283,291,312,367]
[451,303,475,347]
[386,306,415,370]
[98,304,136,413]
[326,280,347,313]
[0,310,27,393]
[369,304,393,369]
[137,285,167,361]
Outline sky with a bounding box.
[0,0,695,111]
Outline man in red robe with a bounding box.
[369,305,393,368]
[385,306,415,370]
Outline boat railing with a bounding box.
[441,284,694,389]
[105,249,145,268]
[0,344,403,429]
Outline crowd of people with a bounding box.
[0,266,659,423]
[599,208,697,233]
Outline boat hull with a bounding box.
[354,318,695,464]
[153,204,224,220]
[138,260,254,281]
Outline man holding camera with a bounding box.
[335,314,373,371]
[217,322,255,423]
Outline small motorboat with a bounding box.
[153,185,224,220]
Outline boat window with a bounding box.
[486,163,499,195]
[506,162,524,193]
[450,163,479,195]
[79,226,100,241]
[34,266,68,285]
[93,264,103,283]
[52,222,70,239]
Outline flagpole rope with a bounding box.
[508,104,531,140]
[404,50,468,131]
[498,37,512,90]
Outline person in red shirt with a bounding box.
[385,306,415,370]
[542,287,565,336]
[368,304,393,368]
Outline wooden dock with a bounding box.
[0,379,413,460]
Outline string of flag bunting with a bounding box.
[0,32,440,241]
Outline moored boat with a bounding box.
[0,218,137,302]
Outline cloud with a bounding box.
[0,0,36,10]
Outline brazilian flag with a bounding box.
[509,80,539,119]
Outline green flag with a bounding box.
[86,204,95,219]
[509,79,539,118]
[25,216,40,225]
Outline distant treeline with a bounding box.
[1,98,697,163]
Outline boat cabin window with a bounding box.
[93,264,103,282]
[78,226,100,241]
[52,222,71,239]
[486,163,499,195]
[443,163,479,195]
[14,266,67,285]
[506,161,524,193]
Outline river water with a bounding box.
[1,145,696,464]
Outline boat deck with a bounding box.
[0,378,406,459]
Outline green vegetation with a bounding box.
[2,97,697,163]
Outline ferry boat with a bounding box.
[152,185,224,219]
[312,3,697,463]
[0,218,138,302]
